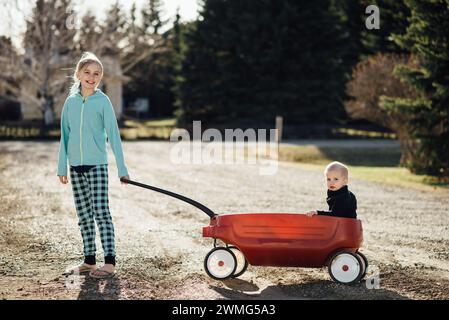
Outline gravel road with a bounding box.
[0,141,448,300]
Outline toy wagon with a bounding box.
[203,213,368,284]
[122,178,368,285]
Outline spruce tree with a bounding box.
[142,0,166,35]
[331,0,366,74]
[175,0,348,125]
[124,0,176,117]
[361,0,411,54]
[381,0,449,177]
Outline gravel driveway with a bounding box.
[0,141,448,300]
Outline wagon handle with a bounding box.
[120,178,217,219]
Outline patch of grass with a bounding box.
[0,118,177,140]
[278,144,449,191]
[0,124,43,139]
[122,118,176,140]
[120,127,173,140]
[124,118,176,127]
[333,127,397,139]
[292,163,448,192]
[349,166,449,190]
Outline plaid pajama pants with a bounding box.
[70,164,115,258]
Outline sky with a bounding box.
[82,0,199,23]
[0,0,200,49]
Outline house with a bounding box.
[19,54,128,122]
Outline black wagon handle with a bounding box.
[120,177,217,219]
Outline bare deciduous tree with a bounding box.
[77,1,166,75]
[0,0,76,126]
[345,53,421,165]
[0,0,169,125]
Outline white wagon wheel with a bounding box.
[204,247,237,280]
[328,251,363,285]
[228,246,248,278]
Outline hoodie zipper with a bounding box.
[80,96,86,164]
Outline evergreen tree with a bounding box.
[360,0,411,54]
[331,0,366,74]
[332,0,412,71]
[77,10,101,53]
[101,1,127,56]
[130,1,138,35]
[381,0,449,177]
[123,0,175,118]
[175,0,348,125]
[142,0,167,35]
[77,2,127,56]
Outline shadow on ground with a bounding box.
[211,278,409,300]
[76,276,121,300]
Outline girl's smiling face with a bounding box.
[325,169,348,191]
[77,62,102,91]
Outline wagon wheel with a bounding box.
[356,251,369,280]
[204,247,237,280]
[228,246,248,278]
[328,251,363,285]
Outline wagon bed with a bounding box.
[203,213,363,267]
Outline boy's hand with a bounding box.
[306,210,318,217]
[58,176,69,184]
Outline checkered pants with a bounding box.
[70,164,115,258]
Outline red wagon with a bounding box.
[203,213,367,284]
[123,178,368,285]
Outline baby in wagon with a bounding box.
[306,161,357,219]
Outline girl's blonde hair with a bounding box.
[70,52,104,95]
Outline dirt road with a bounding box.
[0,141,448,300]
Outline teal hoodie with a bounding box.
[57,89,129,178]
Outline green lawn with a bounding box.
[278,144,449,192]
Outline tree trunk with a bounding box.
[42,90,54,127]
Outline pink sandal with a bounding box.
[89,268,116,279]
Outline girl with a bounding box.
[57,52,129,279]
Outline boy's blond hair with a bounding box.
[324,161,349,179]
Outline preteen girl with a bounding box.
[57,52,129,279]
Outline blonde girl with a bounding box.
[57,52,129,279]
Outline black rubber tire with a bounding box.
[228,246,249,278]
[328,250,364,285]
[356,251,369,280]
[204,247,237,280]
